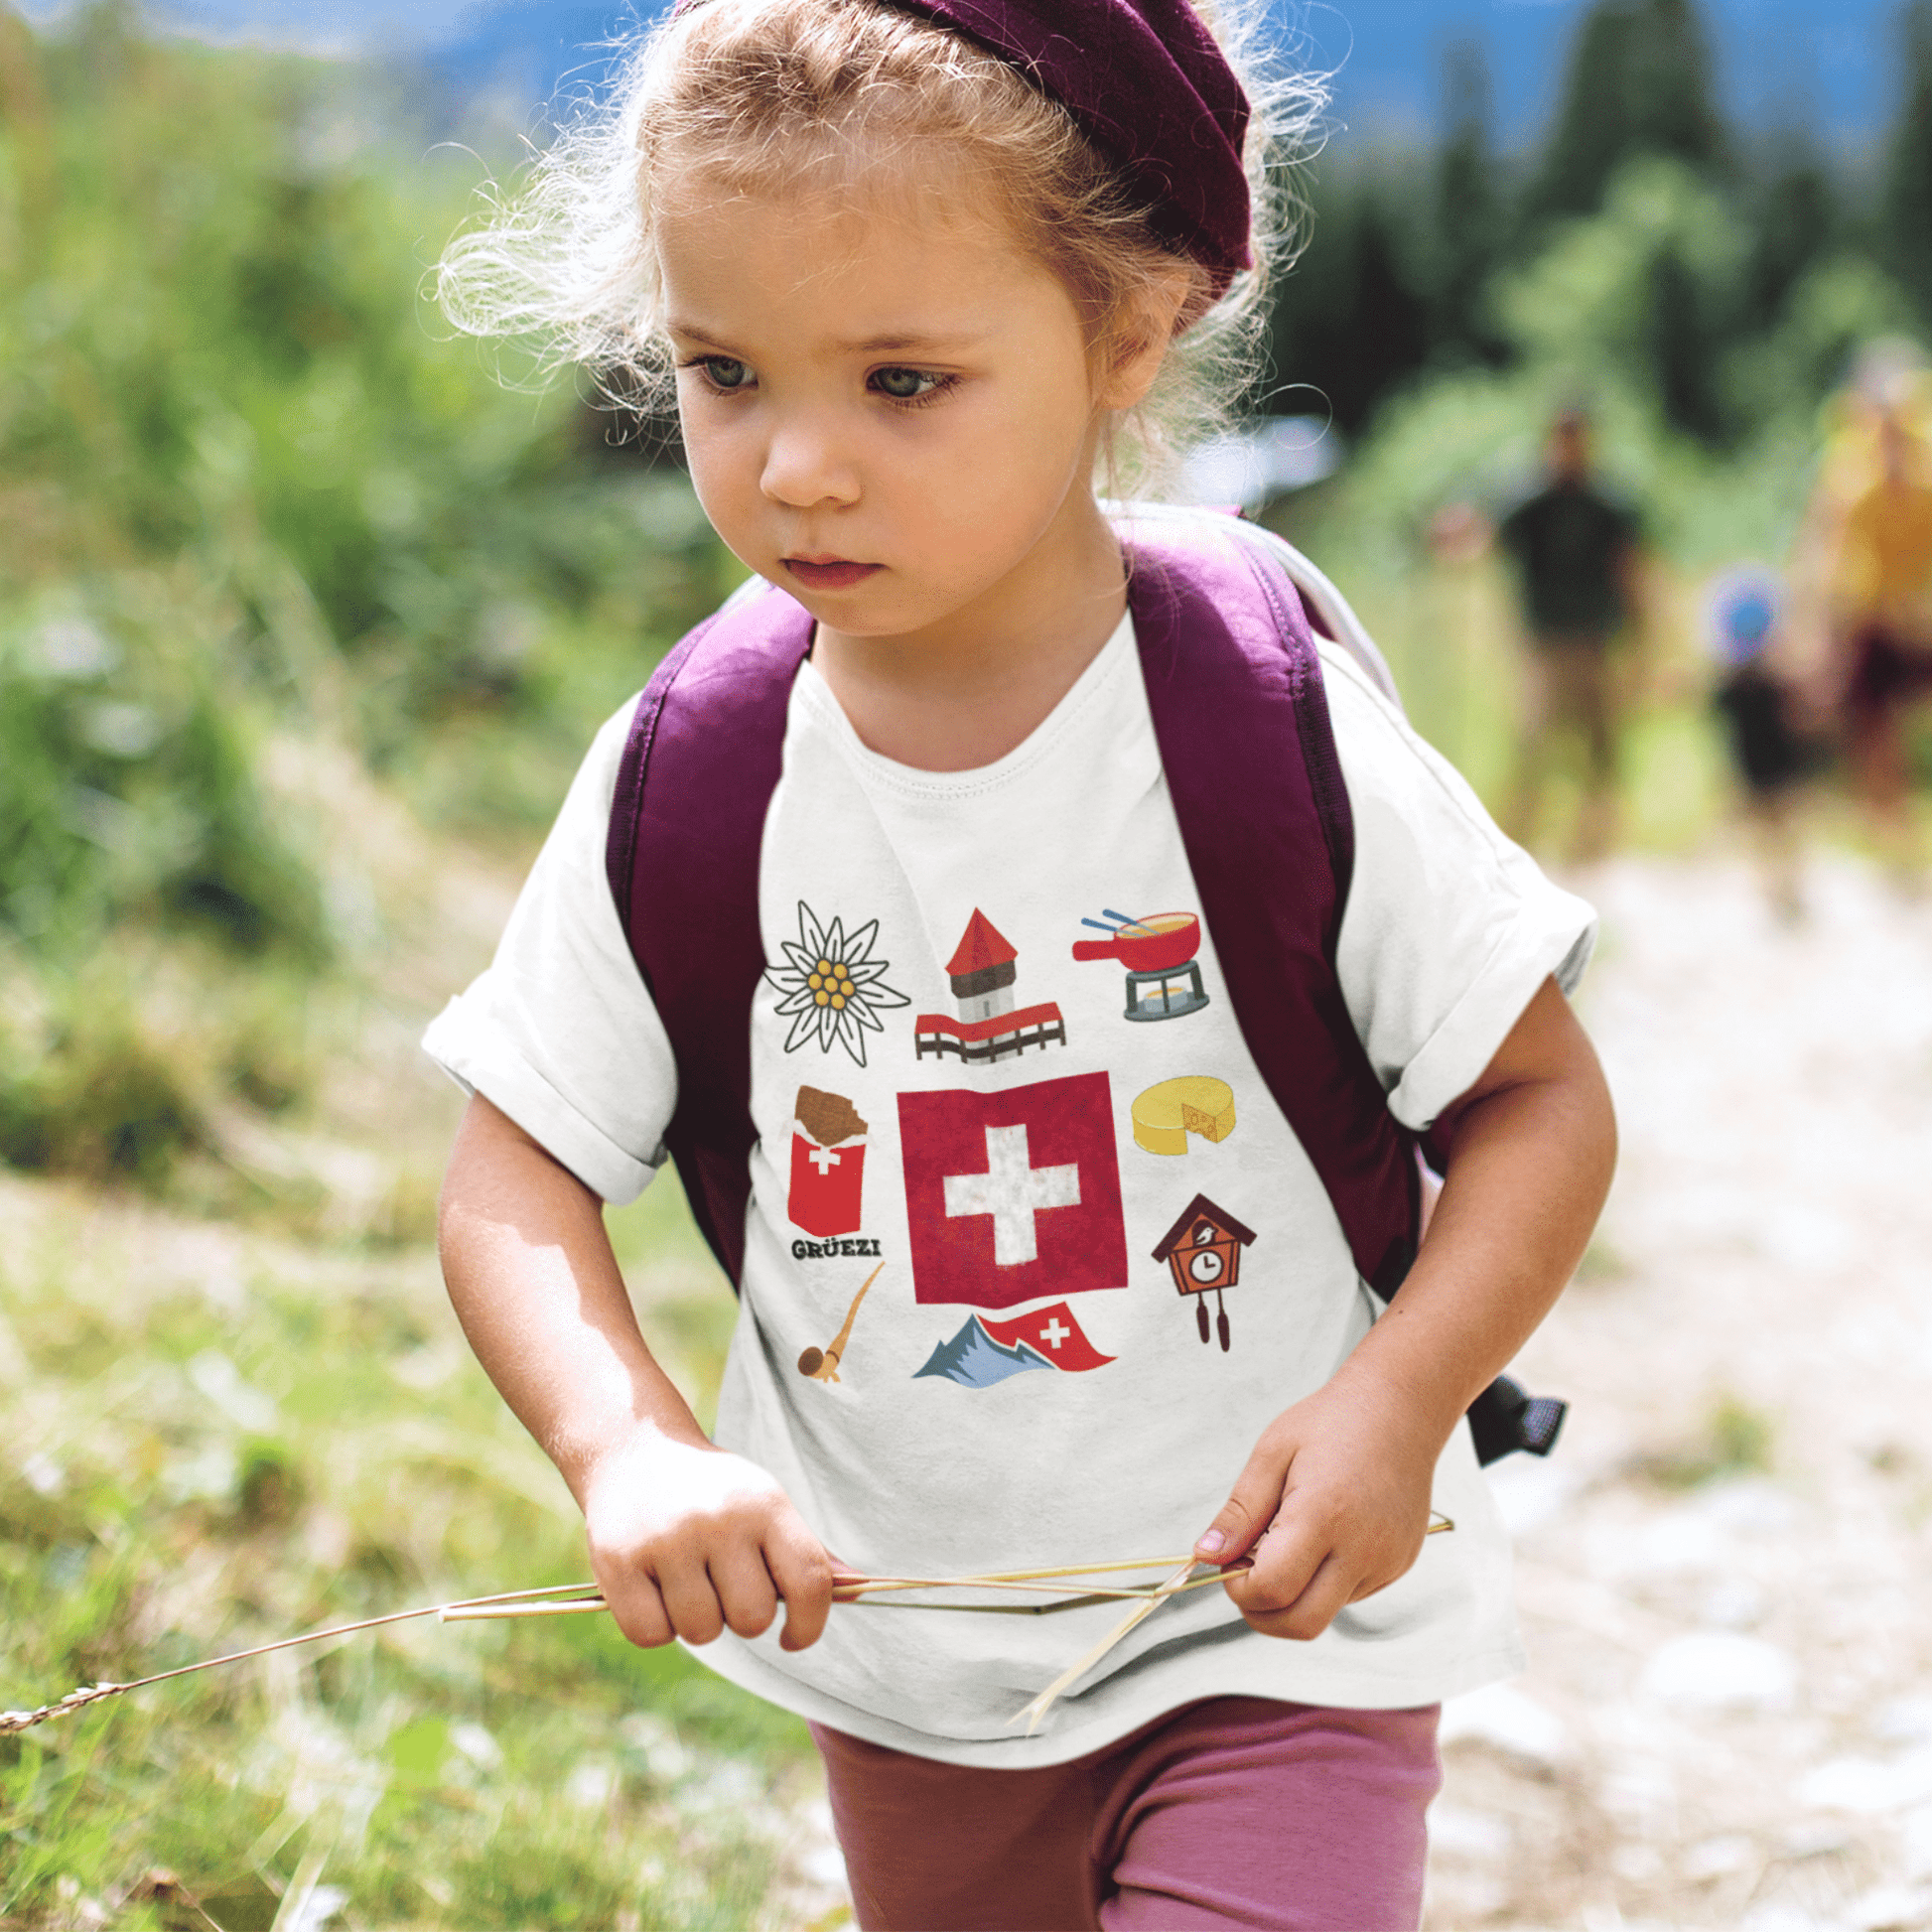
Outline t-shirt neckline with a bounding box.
[794,613,1137,800]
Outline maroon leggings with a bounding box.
[812,1697,1442,1931]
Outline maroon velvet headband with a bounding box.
[672,0,1253,291]
[886,1,1252,289]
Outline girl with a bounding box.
[427,3,1616,1926]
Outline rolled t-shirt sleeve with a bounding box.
[421,700,677,1203]
[1325,647,1597,1131]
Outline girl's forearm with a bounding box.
[437,1094,710,1503]
[1328,978,1617,1449]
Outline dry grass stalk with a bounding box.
[837,1554,1195,1589]
[0,1680,124,1735]
[843,1570,1253,1617]
[1007,1515,1456,1730]
[1013,1558,1203,1734]
[436,1558,1246,1627]
[435,1563,1268,1630]
[834,1575,1201,1603]
[4,1527,1457,1735]
[918,1555,1202,1584]
[439,1596,607,1622]
[0,1581,601,1733]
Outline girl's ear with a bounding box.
[1093,267,1195,412]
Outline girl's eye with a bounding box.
[871,366,946,403]
[697,356,754,392]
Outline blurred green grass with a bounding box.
[0,1169,818,1931]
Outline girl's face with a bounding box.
[657,173,1127,643]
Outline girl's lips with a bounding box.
[783,559,882,592]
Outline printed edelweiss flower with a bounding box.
[766,901,911,1066]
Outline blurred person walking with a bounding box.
[1496,408,1646,864]
[1826,406,1932,879]
[1708,569,1814,922]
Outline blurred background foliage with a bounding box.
[1268,0,1928,454]
[1,18,813,1908]
[0,0,733,1197]
[1266,0,1929,596]
[1260,0,1932,811]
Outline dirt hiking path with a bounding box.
[1428,854,1932,1932]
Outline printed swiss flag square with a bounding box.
[897,1073,1127,1310]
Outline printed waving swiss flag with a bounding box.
[981,1302,1115,1372]
[897,1073,1127,1310]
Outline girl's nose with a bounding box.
[759,414,861,510]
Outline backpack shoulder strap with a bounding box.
[607,584,810,1288]
[1128,524,1567,1462]
[1124,531,1421,1297]
[1105,500,1402,704]
[1226,521,1403,706]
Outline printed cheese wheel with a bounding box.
[1131,1076,1236,1155]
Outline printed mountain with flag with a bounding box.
[912,1302,1114,1389]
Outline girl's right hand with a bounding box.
[581,1433,836,1653]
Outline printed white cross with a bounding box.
[943,1125,1081,1267]
[807,1144,841,1173]
[1039,1317,1071,1350]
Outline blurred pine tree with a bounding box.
[1647,243,1726,442]
[1625,0,1725,172]
[1745,148,1838,333]
[1431,38,1509,366]
[1881,1,1932,322]
[1265,180,1433,431]
[1529,3,1639,220]
[1528,0,1725,221]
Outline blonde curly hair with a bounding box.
[437,0,1322,492]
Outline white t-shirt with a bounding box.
[423,521,1596,1769]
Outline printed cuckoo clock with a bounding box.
[1151,1194,1257,1352]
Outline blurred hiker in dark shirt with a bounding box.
[1496,408,1645,863]
[1709,568,1812,922]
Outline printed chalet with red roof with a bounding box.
[914,910,1067,1065]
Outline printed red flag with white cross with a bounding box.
[897,1073,1127,1310]
[980,1302,1116,1372]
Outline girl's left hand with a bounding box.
[1191,1375,1443,1641]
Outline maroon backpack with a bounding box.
[605,532,1563,1463]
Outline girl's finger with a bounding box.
[1246,1550,1357,1643]
[764,1524,836,1652]
[1194,1438,1295,1564]
[1225,1510,1331,1619]
[656,1559,728,1646]
[598,1570,676,1650]
[707,1547,780,1640]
